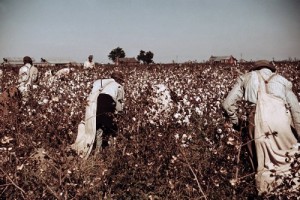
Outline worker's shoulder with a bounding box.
[273,73,292,88]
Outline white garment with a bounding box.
[152,84,172,112]
[18,63,38,96]
[223,68,300,135]
[254,72,299,194]
[55,68,71,77]
[92,79,124,112]
[83,60,95,69]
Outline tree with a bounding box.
[108,47,126,63]
[137,50,154,64]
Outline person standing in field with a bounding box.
[71,71,125,158]
[83,55,95,69]
[17,56,38,101]
[222,60,300,194]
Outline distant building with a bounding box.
[209,55,237,65]
[2,57,35,67]
[116,57,139,65]
[40,58,79,67]
[239,59,247,63]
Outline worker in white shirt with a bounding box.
[83,55,95,69]
[222,60,300,194]
[18,56,38,101]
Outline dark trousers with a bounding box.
[240,106,258,172]
[96,94,117,147]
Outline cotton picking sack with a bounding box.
[254,72,299,194]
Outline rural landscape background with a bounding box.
[1,61,299,199]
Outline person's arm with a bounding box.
[222,75,245,126]
[286,87,300,139]
[18,66,29,83]
[115,86,124,112]
[30,67,38,83]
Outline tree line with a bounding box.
[108,47,154,64]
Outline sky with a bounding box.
[0,0,299,64]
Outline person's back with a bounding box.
[223,61,300,136]
[239,68,291,104]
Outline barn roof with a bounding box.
[209,55,237,61]
[3,57,36,64]
[41,57,75,64]
[118,57,139,63]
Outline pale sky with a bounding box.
[0,0,299,63]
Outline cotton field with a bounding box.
[0,62,299,199]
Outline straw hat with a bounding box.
[250,60,276,72]
[111,71,124,83]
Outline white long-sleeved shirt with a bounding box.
[222,68,300,136]
[83,60,95,69]
[18,63,38,93]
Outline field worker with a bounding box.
[71,71,125,159]
[222,60,300,194]
[17,56,38,101]
[83,55,95,69]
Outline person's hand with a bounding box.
[232,122,241,131]
[232,116,247,131]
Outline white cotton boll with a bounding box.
[184,101,190,106]
[183,116,190,125]
[172,155,177,161]
[217,128,222,134]
[132,117,136,121]
[43,98,49,104]
[174,134,179,140]
[174,113,181,119]
[230,179,237,186]
[181,144,187,148]
[195,107,202,116]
